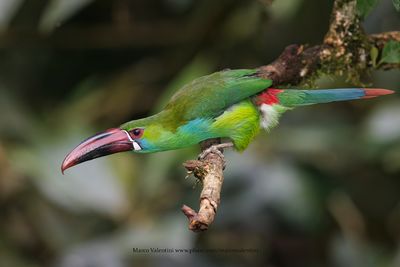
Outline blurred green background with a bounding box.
[0,0,399,266]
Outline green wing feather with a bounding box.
[165,69,272,120]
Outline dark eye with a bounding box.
[129,128,143,138]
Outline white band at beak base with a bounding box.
[123,130,142,151]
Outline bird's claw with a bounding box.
[198,142,233,169]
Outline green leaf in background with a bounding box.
[379,40,400,64]
[357,0,380,18]
[370,46,379,67]
[0,0,24,31]
[393,0,400,11]
[39,0,94,33]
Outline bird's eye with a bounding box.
[129,128,143,139]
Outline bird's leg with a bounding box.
[198,142,234,162]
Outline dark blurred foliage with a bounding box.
[0,0,399,267]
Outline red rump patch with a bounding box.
[256,88,284,105]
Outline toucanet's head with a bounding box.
[61,116,161,174]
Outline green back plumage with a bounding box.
[165,69,272,120]
[122,69,271,130]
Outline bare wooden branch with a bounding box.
[182,139,225,232]
[369,31,400,45]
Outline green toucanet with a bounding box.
[61,69,394,173]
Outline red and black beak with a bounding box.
[61,128,139,174]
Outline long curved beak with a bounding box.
[61,128,138,174]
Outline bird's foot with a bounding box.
[198,142,234,168]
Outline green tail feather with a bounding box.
[277,88,393,107]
